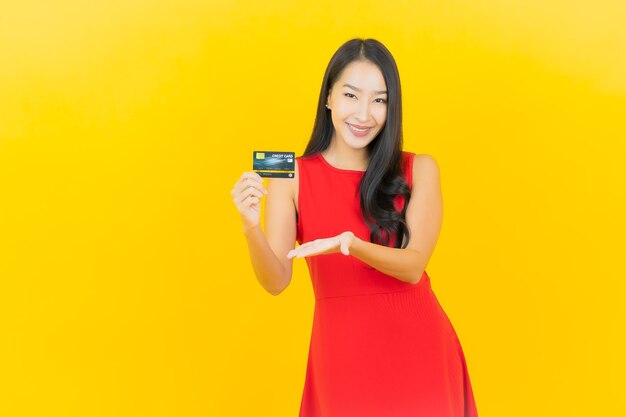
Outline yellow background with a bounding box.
[1,1,625,416]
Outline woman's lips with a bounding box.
[346,123,372,137]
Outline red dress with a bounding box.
[295,151,479,417]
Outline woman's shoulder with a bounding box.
[401,152,439,188]
[401,150,435,159]
[410,153,440,188]
[295,152,318,170]
[402,151,438,166]
[411,153,438,168]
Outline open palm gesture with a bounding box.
[287,231,356,259]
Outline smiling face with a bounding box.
[326,60,388,151]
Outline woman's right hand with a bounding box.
[231,171,268,232]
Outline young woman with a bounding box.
[231,38,479,417]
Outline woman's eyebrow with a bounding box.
[342,83,387,95]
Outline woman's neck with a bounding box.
[321,140,370,171]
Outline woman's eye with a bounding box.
[344,93,386,103]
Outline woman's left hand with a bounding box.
[287,231,356,259]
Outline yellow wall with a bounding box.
[1,1,625,415]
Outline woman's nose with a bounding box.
[355,100,371,121]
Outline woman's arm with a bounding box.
[243,222,292,296]
[348,238,426,284]
[242,167,298,296]
[232,164,297,296]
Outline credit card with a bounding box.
[253,151,295,178]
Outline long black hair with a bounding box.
[302,38,411,249]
